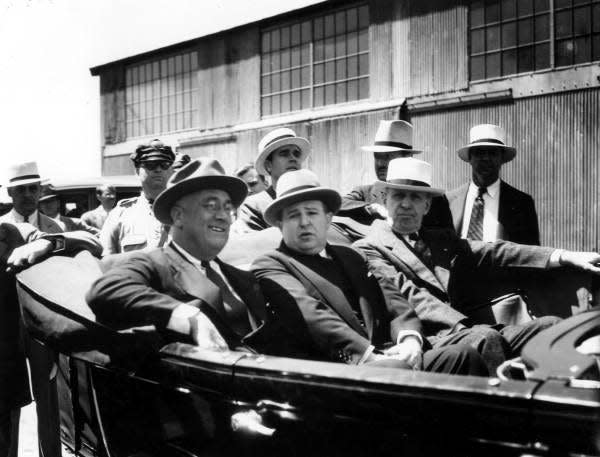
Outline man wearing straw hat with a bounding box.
[88,158,280,355]
[338,120,454,230]
[0,161,62,233]
[354,157,600,374]
[235,128,310,232]
[447,124,540,245]
[251,169,487,375]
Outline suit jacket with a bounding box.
[339,182,455,231]
[251,242,419,364]
[353,220,554,341]
[86,244,278,353]
[447,180,540,245]
[0,210,63,234]
[234,186,276,232]
[0,223,102,414]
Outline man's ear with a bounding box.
[7,187,14,198]
[264,160,272,175]
[424,196,432,215]
[170,205,184,228]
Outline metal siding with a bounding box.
[370,0,394,101]
[391,0,411,98]
[412,88,600,251]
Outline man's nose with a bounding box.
[299,212,310,226]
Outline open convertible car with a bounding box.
[14,228,600,457]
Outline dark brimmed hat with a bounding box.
[457,124,516,163]
[374,157,444,196]
[130,139,175,165]
[362,120,422,154]
[153,158,248,224]
[255,128,311,175]
[264,169,341,226]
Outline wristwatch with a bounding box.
[41,234,66,254]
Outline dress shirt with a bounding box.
[8,208,39,228]
[460,179,501,242]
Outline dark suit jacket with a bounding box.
[86,244,279,353]
[353,220,554,341]
[338,183,455,231]
[0,224,102,414]
[251,242,419,364]
[447,180,540,245]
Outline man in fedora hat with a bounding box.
[338,120,454,231]
[447,124,540,245]
[251,169,487,375]
[88,158,280,355]
[0,220,102,457]
[0,161,62,234]
[354,157,600,373]
[100,139,175,255]
[234,127,310,232]
[38,188,98,234]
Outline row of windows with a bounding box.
[120,1,599,139]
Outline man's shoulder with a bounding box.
[40,213,63,233]
[243,190,273,208]
[446,182,469,200]
[500,180,534,201]
[101,246,168,270]
[116,196,139,209]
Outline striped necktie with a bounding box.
[466,186,486,240]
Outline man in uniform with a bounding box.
[80,184,116,231]
[338,120,454,231]
[234,128,310,232]
[354,157,600,373]
[0,161,62,234]
[99,139,174,255]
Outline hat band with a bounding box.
[471,138,505,146]
[10,174,40,183]
[264,134,295,149]
[374,140,412,149]
[387,178,431,188]
[278,184,319,198]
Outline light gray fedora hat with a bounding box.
[374,157,444,195]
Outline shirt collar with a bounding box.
[469,178,501,198]
[170,240,206,270]
[11,209,37,223]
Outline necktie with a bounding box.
[466,186,486,241]
[201,261,251,336]
[409,232,433,268]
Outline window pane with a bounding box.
[281,71,290,91]
[261,55,270,73]
[325,61,335,82]
[281,26,290,49]
[486,25,501,50]
[535,0,549,12]
[502,0,516,19]
[535,42,550,68]
[281,92,290,113]
[359,53,369,75]
[301,43,310,65]
[348,79,358,101]
[301,89,310,109]
[556,39,574,66]
[535,14,550,41]
[291,24,301,46]
[325,37,335,60]
[471,0,485,26]
[574,6,592,35]
[358,28,369,52]
[291,46,301,67]
[336,82,347,103]
[314,40,324,62]
[555,0,571,8]
[573,0,588,4]
[502,48,517,74]
[471,55,486,79]
[518,45,534,71]
[314,17,324,40]
[518,18,534,44]
[314,86,325,107]
[325,83,335,104]
[472,29,485,53]
[594,4,600,32]
[348,55,358,77]
[502,22,517,47]
[324,14,335,38]
[271,29,280,51]
[262,75,271,94]
[358,77,369,99]
[314,63,325,84]
[486,1,500,22]
[291,68,301,88]
[302,21,312,43]
[301,66,311,86]
[348,31,358,54]
[291,90,301,111]
[358,5,369,29]
[556,10,573,38]
[281,49,290,69]
[336,58,347,79]
[574,36,591,63]
[336,11,346,34]
[272,73,281,92]
[486,51,501,77]
[272,52,281,71]
[347,7,358,32]
[518,0,533,16]
[336,35,346,57]
[262,32,271,53]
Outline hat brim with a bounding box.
[264,187,342,227]
[255,137,311,175]
[6,178,46,188]
[39,194,59,202]
[361,145,422,154]
[457,143,516,163]
[373,180,444,196]
[153,175,248,225]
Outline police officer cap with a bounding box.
[130,139,175,165]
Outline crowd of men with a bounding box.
[2,120,600,457]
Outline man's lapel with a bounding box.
[217,259,266,326]
[163,245,226,316]
[448,183,469,234]
[497,180,510,239]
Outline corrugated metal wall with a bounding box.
[413,88,600,251]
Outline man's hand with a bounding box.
[189,312,229,350]
[366,203,388,220]
[382,337,423,370]
[559,251,600,275]
[6,239,53,272]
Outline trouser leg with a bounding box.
[423,345,489,377]
[500,316,562,357]
[0,408,20,457]
[432,325,510,374]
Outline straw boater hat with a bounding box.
[374,157,444,196]
[362,120,422,154]
[254,128,311,176]
[264,169,341,226]
[153,158,248,225]
[6,161,45,188]
[457,124,516,163]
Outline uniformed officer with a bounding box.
[99,139,175,255]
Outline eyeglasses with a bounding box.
[140,161,172,171]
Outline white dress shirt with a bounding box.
[7,208,39,228]
[461,179,501,242]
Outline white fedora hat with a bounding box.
[6,161,45,188]
[362,120,422,154]
[255,128,311,176]
[457,124,516,163]
[264,169,341,227]
[374,157,444,195]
